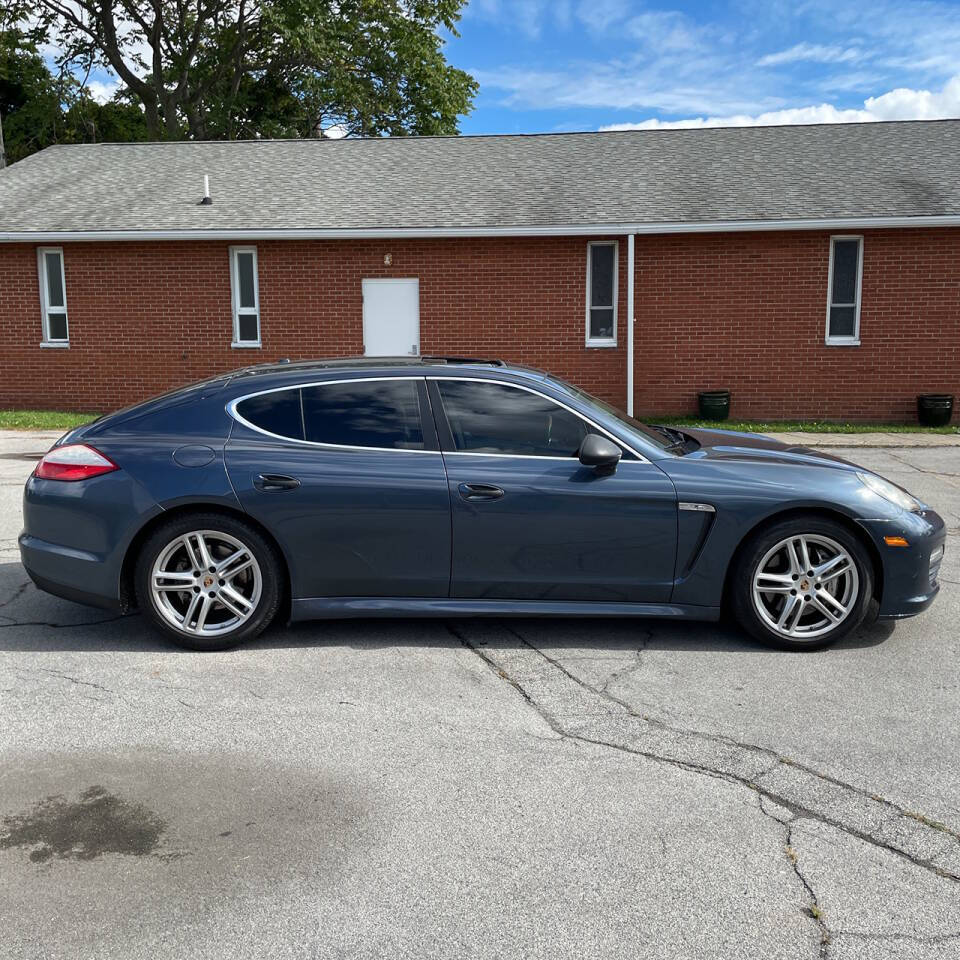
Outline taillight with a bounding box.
[34,444,119,482]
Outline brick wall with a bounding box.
[0,230,957,420]
[633,228,960,421]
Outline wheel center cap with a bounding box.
[800,578,810,592]
[203,575,214,588]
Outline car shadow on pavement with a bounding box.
[0,561,895,655]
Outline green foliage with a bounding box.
[647,416,960,435]
[0,29,147,163]
[0,410,98,430]
[9,0,476,143]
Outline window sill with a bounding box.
[39,341,70,349]
[585,340,618,349]
[231,341,262,349]
[825,339,861,347]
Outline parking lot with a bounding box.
[1,430,959,959]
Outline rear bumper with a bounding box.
[20,535,122,611]
[19,469,160,612]
[856,509,946,620]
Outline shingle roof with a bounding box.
[1,120,959,237]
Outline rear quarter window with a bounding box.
[234,389,304,440]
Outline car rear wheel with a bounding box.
[136,513,282,651]
[732,517,873,650]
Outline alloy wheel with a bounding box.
[752,533,859,640]
[150,530,262,637]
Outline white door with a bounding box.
[362,278,420,357]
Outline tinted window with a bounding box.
[302,379,424,450]
[235,389,304,439]
[437,381,589,457]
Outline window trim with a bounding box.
[226,375,649,462]
[230,245,261,348]
[37,246,69,346]
[585,240,619,348]
[825,235,863,346]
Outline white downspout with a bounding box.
[626,233,635,417]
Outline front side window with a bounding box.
[302,379,424,450]
[436,380,590,457]
[38,247,68,344]
[826,236,863,344]
[586,241,618,346]
[230,247,260,346]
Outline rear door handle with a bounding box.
[254,473,301,491]
[458,482,504,502]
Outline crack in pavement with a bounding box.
[885,451,960,478]
[758,796,832,957]
[0,613,131,631]
[0,581,31,609]
[600,630,653,696]
[449,621,960,891]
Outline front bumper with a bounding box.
[856,509,946,620]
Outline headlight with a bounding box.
[857,472,924,512]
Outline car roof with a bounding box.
[227,355,550,386]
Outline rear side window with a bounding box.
[436,380,589,457]
[234,389,304,439]
[302,379,424,450]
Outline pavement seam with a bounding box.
[449,622,960,889]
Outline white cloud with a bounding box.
[84,79,121,104]
[757,42,863,67]
[599,74,960,129]
[625,11,699,51]
[574,0,630,34]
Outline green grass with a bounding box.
[647,416,960,435]
[0,410,99,431]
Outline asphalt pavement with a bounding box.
[1,430,958,959]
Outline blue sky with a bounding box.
[446,0,960,134]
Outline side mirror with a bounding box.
[578,434,622,473]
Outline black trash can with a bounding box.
[698,390,731,421]
[917,394,954,427]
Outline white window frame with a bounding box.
[37,247,69,347]
[230,245,261,348]
[825,235,863,346]
[585,240,618,347]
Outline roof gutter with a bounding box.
[2,215,960,243]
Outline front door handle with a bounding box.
[458,482,504,502]
[254,473,301,491]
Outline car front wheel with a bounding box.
[135,513,282,651]
[732,517,874,650]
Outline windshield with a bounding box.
[546,377,678,453]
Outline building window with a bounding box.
[586,241,618,346]
[826,236,863,345]
[230,246,261,347]
[37,247,69,346]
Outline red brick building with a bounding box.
[1,121,958,420]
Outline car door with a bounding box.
[427,378,678,603]
[225,376,451,600]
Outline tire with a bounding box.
[135,512,282,651]
[731,516,874,651]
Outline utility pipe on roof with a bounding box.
[626,232,635,417]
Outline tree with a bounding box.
[0,28,147,164]
[12,0,477,141]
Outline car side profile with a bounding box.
[20,357,945,652]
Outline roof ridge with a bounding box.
[32,116,960,150]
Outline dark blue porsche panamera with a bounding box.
[20,357,944,651]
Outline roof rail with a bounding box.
[420,355,504,366]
